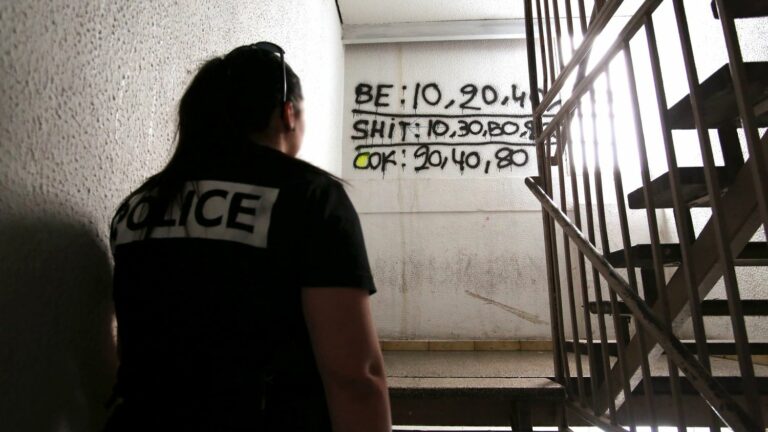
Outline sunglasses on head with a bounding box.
[248,41,287,104]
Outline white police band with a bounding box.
[111,180,279,250]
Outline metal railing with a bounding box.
[524,0,767,430]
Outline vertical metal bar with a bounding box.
[543,0,558,85]
[671,1,763,427]
[536,0,550,93]
[577,0,587,35]
[605,66,659,432]
[623,42,687,430]
[551,0,566,71]
[533,0,632,120]
[718,126,745,178]
[553,125,574,390]
[525,0,538,177]
[558,118,588,406]
[582,86,618,424]
[562,0,606,411]
[546,162,568,389]
[595,0,606,11]
[591,78,636,432]
[714,0,768,247]
[567,100,601,414]
[545,130,568,387]
[581,84,618,423]
[525,0,566,398]
[563,0,576,55]
[556,398,569,432]
[643,15,721,431]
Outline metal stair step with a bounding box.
[565,340,768,356]
[564,375,768,395]
[605,242,768,268]
[711,0,768,19]
[627,166,736,209]
[389,376,565,400]
[588,299,768,317]
[388,377,565,427]
[667,62,768,129]
[641,375,768,395]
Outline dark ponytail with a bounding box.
[121,44,303,237]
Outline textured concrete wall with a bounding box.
[0,1,343,430]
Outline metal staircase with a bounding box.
[525,0,768,430]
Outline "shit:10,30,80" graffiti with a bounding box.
[349,81,557,176]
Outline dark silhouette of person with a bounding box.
[104,42,391,431]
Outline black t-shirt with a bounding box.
[108,145,375,431]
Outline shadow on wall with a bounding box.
[0,214,117,432]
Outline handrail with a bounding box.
[526,0,766,428]
[524,176,759,432]
[535,0,664,147]
[533,0,623,118]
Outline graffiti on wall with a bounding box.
[350,82,556,175]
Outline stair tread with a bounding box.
[627,166,737,209]
[569,339,768,343]
[711,0,768,19]
[588,299,768,316]
[566,340,768,355]
[667,62,768,129]
[389,376,565,426]
[605,241,768,268]
[388,377,565,400]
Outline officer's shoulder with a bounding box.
[282,156,345,192]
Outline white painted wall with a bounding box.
[337,0,595,24]
[338,0,525,24]
[343,39,555,340]
[0,1,343,430]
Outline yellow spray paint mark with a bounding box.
[354,152,370,169]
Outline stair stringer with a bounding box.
[598,141,766,415]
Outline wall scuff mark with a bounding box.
[465,290,547,325]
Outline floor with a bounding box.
[382,351,767,430]
[384,351,556,378]
[383,350,768,378]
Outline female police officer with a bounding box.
[105,42,391,431]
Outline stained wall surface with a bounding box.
[0,1,343,430]
[343,39,556,340]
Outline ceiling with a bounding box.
[336,0,528,25]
